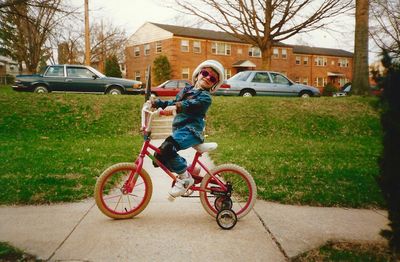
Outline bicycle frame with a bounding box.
[125,102,228,195]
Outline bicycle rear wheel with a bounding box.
[94,162,153,219]
[199,164,257,219]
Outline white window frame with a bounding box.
[281,49,287,59]
[134,46,140,57]
[302,77,308,85]
[338,58,349,67]
[273,48,279,58]
[144,44,150,56]
[182,67,190,79]
[211,42,231,55]
[303,57,309,65]
[315,77,327,87]
[181,40,189,52]
[193,41,201,53]
[315,56,327,66]
[156,41,162,53]
[295,56,301,65]
[225,69,231,80]
[135,71,141,81]
[248,46,261,57]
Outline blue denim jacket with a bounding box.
[154,85,211,142]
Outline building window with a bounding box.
[237,48,243,55]
[295,77,300,83]
[281,49,287,59]
[295,56,301,65]
[144,44,150,56]
[182,68,189,79]
[339,77,348,86]
[315,56,327,66]
[315,77,327,87]
[193,41,201,53]
[211,42,231,55]
[181,40,189,52]
[338,58,349,67]
[225,69,231,79]
[248,46,261,57]
[303,57,309,65]
[156,41,162,53]
[134,47,140,57]
[302,77,308,85]
[273,48,279,58]
[135,71,140,81]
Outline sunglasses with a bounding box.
[200,69,218,83]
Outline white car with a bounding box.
[215,70,321,98]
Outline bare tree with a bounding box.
[0,0,74,73]
[171,0,353,69]
[370,0,400,59]
[352,0,370,95]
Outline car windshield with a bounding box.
[230,71,252,81]
[87,66,106,78]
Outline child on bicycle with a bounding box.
[150,60,225,199]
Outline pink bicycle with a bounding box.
[94,102,257,229]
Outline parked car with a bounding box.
[151,79,192,97]
[332,82,383,97]
[332,82,351,97]
[12,64,143,95]
[215,70,320,97]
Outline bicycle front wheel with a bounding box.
[200,164,257,219]
[94,162,153,219]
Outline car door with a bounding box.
[162,81,179,96]
[43,65,67,91]
[65,66,103,93]
[249,72,274,95]
[269,72,297,96]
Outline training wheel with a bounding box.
[214,196,233,211]
[216,209,237,230]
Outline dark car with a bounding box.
[151,79,192,97]
[215,70,320,97]
[332,82,383,97]
[12,64,143,95]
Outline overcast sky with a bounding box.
[71,0,379,62]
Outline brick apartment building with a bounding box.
[126,22,353,89]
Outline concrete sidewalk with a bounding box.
[0,145,389,261]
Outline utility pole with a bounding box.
[84,0,90,66]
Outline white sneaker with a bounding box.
[169,176,195,198]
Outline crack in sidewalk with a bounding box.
[47,202,96,261]
[253,208,290,261]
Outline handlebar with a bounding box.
[141,102,176,133]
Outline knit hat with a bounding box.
[192,60,225,92]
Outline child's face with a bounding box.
[197,67,219,89]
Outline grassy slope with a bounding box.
[0,86,384,207]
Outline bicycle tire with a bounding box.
[199,164,257,219]
[94,162,153,219]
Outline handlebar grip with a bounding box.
[159,110,174,116]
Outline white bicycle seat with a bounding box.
[193,142,218,153]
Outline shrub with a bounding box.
[104,55,122,78]
[322,83,337,96]
[152,55,171,86]
[377,50,400,260]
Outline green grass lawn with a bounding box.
[0,86,384,208]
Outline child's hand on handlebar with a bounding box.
[162,105,177,116]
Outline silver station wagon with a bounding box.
[215,70,320,98]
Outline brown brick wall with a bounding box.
[126,36,352,89]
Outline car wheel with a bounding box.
[34,85,49,93]
[299,91,312,98]
[240,89,255,97]
[107,88,122,95]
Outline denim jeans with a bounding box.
[162,126,202,174]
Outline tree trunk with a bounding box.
[352,0,370,95]
[261,42,273,70]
